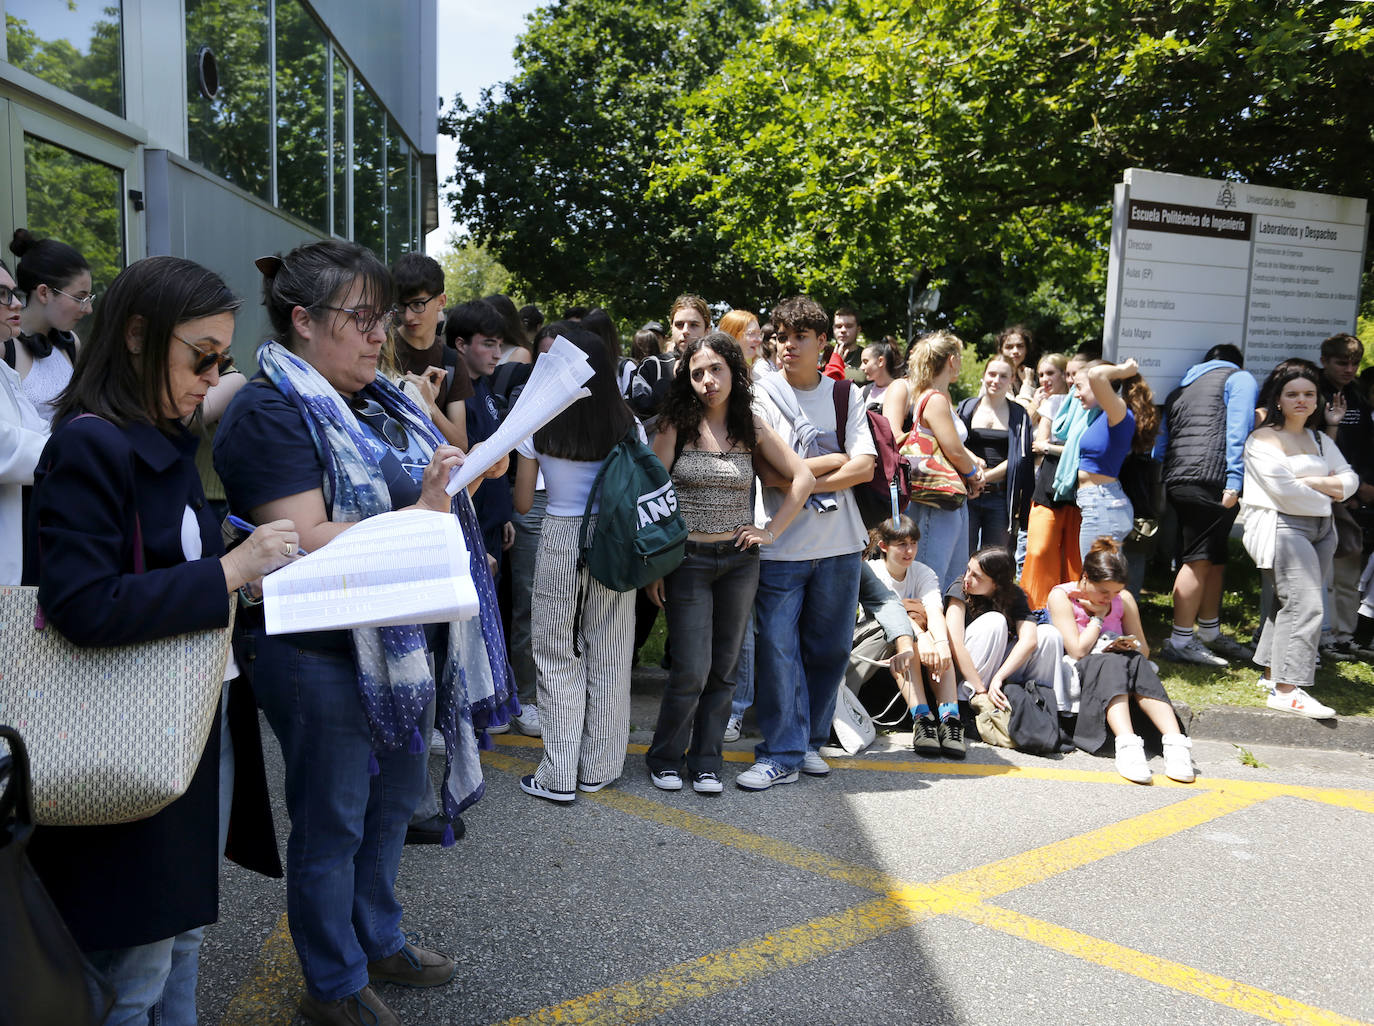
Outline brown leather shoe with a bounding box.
[299,985,400,1026]
[367,940,456,988]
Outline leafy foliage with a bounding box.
[443,0,775,323]
[436,237,511,303]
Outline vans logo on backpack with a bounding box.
[637,481,679,528]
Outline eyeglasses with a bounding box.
[398,294,441,316]
[172,333,236,376]
[315,304,393,334]
[51,287,97,309]
[350,396,408,450]
[0,286,26,309]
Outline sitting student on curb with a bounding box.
[943,545,1065,746]
[851,515,962,757]
[741,295,875,791]
[1047,537,1194,785]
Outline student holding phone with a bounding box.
[1047,537,1193,785]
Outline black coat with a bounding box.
[21,414,280,951]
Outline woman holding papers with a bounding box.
[513,327,644,802]
[23,256,290,1025]
[214,239,513,1026]
[642,332,812,793]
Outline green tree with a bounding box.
[653,0,1374,349]
[443,0,775,324]
[436,237,511,302]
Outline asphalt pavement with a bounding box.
[200,675,1374,1026]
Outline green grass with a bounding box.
[1135,540,1374,718]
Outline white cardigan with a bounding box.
[0,360,49,584]
[1240,429,1357,569]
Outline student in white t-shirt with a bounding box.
[738,296,876,791]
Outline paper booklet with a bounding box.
[445,334,594,495]
[262,509,479,634]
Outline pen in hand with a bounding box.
[226,514,308,557]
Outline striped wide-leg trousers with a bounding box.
[530,514,635,792]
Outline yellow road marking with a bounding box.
[492,896,931,1026]
[218,912,302,1026]
[493,735,1374,811]
[958,903,1373,1026]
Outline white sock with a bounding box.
[1169,625,1194,648]
[1196,617,1220,642]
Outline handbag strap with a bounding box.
[0,725,33,834]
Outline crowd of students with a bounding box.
[1,227,1369,1026]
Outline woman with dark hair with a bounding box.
[484,292,533,365]
[944,545,1063,724]
[860,338,911,442]
[214,240,512,1025]
[1048,537,1192,784]
[643,332,812,792]
[6,228,92,421]
[513,326,646,800]
[1242,359,1356,720]
[997,324,1037,403]
[24,255,291,1024]
[1074,357,1159,557]
[957,356,1034,552]
[0,258,46,584]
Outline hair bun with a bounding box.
[1088,535,1121,556]
[254,254,283,280]
[9,228,35,259]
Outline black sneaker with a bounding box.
[404,814,464,846]
[938,717,967,759]
[912,715,942,758]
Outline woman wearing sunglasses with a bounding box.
[5,228,93,422]
[23,256,295,1025]
[213,239,515,1026]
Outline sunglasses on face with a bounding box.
[350,396,408,450]
[173,333,235,375]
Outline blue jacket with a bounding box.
[1151,359,1258,493]
[22,414,279,949]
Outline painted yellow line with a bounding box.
[219,912,302,1026]
[492,895,931,1026]
[939,789,1262,900]
[958,903,1373,1026]
[491,736,1374,811]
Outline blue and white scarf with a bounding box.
[258,341,516,839]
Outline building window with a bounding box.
[185,0,271,202]
[274,0,327,230]
[4,0,124,116]
[331,49,348,238]
[385,120,412,260]
[352,76,385,257]
[23,134,125,295]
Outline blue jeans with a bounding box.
[253,637,428,1002]
[647,542,759,775]
[731,608,756,719]
[1077,480,1133,559]
[967,488,1011,553]
[907,501,969,594]
[753,552,862,772]
[83,684,236,1025]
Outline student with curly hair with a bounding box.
[644,332,812,792]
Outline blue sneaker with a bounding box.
[735,762,800,791]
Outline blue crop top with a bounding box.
[1078,408,1135,477]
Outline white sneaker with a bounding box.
[1266,686,1335,719]
[1114,734,1152,784]
[735,762,799,791]
[650,769,683,791]
[800,750,830,777]
[512,706,542,737]
[1160,637,1228,667]
[722,715,742,743]
[1160,733,1195,783]
[487,720,511,735]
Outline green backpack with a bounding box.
[574,430,687,652]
